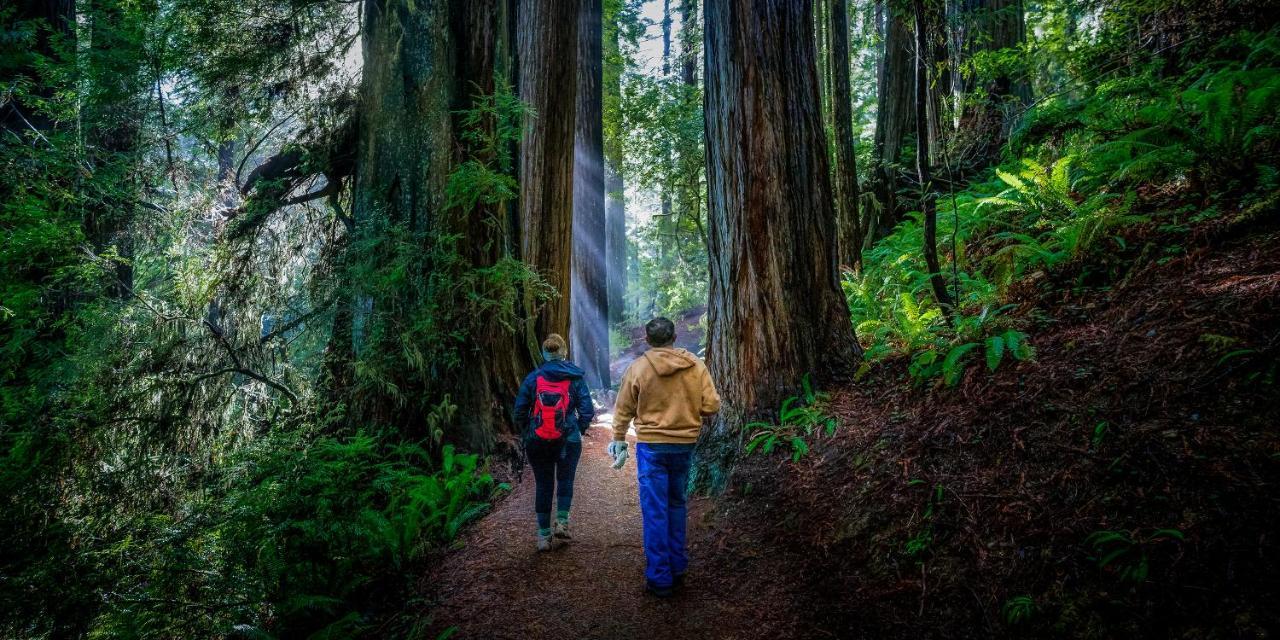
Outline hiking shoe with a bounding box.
[536,533,555,552]
[553,520,572,540]
[645,582,674,598]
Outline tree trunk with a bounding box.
[873,3,915,235]
[449,0,535,451]
[829,0,862,271]
[699,0,861,490]
[656,0,675,298]
[518,0,581,339]
[604,0,627,328]
[914,0,954,311]
[345,0,531,450]
[571,0,610,389]
[954,0,1027,161]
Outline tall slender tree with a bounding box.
[829,0,863,270]
[914,0,954,311]
[700,0,861,488]
[518,0,582,340]
[603,0,628,327]
[571,0,610,388]
[872,2,915,237]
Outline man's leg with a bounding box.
[664,447,693,579]
[636,443,674,589]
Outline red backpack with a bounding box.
[530,376,572,442]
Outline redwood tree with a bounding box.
[829,0,863,270]
[518,0,581,339]
[700,0,861,487]
[571,0,610,388]
[872,2,915,236]
[914,0,954,311]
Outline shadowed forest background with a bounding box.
[3,0,1280,637]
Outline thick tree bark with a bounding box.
[699,0,861,490]
[872,3,915,235]
[449,0,534,450]
[914,0,954,311]
[340,0,531,449]
[829,0,862,271]
[518,0,581,339]
[571,0,610,389]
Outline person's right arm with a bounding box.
[513,372,535,434]
[698,361,721,416]
[612,366,638,441]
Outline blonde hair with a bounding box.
[542,333,567,357]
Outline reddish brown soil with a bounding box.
[423,416,816,639]
[713,214,1280,638]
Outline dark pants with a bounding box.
[636,442,694,588]
[526,439,582,530]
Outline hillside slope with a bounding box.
[698,210,1280,638]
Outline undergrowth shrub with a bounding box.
[846,28,1280,386]
[745,375,836,462]
[85,428,504,639]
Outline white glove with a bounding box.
[607,440,629,469]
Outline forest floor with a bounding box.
[422,208,1280,639]
[421,412,815,639]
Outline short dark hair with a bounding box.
[645,317,676,347]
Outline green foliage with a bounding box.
[902,482,946,560]
[745,375,837,463]
[847,28,1280,391]
[1085,527,1186,584]
[1003,595,1037,625]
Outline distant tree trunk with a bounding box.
[829,0,862,271]
[605,167,626,327]
[925,0,951,164]
[656,0,674,293]
[914,0,954,311]
[604,0,627,328]
[571,0,610,389]
[700,0,861,490]
[518,0,581,339]
[872,3,915,237]
[954,0,1027,160]
[678,0,706,254]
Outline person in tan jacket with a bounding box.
[608,317,720,597]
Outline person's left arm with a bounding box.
[572,378,595,434]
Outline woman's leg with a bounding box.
[526,442,557,534]
[554,441,583,524]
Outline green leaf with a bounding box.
[943,342,980,386]
[985,335,1005,371]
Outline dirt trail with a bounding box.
[423,410,810,640]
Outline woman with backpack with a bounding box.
[514,334,595,551]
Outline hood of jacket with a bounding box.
[538,359,585,382]
[641,347,697,376]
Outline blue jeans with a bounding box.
[636,443,694,588]
[526,439,582,530]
